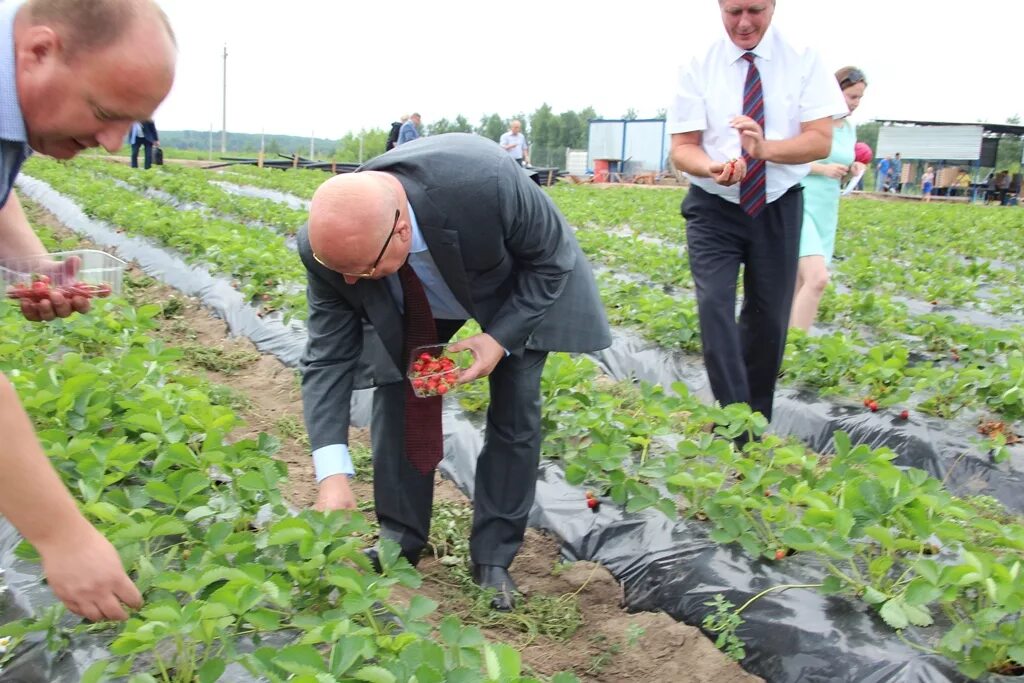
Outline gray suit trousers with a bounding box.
[371,320,548,568]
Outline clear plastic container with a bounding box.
[2,249,126,303]
[406,343,475,397]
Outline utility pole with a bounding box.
[310,130,315,160]
[220,44,227,154]
[207,124,213,161]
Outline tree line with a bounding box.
[158,104,607,165]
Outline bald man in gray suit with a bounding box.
[299,133,610,610]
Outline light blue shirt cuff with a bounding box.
[312,444,354,483]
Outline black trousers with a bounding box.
[682,184,802,421]
[371,319,548,568]
[131,141,153,169]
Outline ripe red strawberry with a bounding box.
[868,401,879,412]
[586,497,599,510]
[437,384,449,395]
[899,409,909,420]
[863,397,873,407]
[774,549,786,561]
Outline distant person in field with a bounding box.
[499,119,530,167]
[790,66,868,331]
[953,168,971,197]
[128,119,159,169]
[0,0,176,622]
[891,152,903,192]
[668,0,847,425]
[921,165,935,202]
[386,114,408,152]
[996,169,1011,205]
[396,112,421,146]
[875,155,890,192]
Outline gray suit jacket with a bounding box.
[299,133,610,450]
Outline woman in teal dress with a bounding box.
[790,67,868,330]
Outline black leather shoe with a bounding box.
[471,564,518,612]
[363,546,422,573]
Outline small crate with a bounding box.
[2,249,126,303]
[406,343,475,397]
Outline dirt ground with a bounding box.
[25,199,762,683]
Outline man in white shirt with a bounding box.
[499,120,529,166]
[668,0,846,424]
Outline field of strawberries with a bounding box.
[0,156,1021,682]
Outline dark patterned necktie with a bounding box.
[740,52,767,218]
[398,261,443,474]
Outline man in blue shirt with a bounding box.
[0,0,176,623]
[397,112,421,145]
[875,156,891,192]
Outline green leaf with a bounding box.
[329,635,370,676]
[862,587,887,605]
[273,645,328,675]
[80,659,111,683]
[245,608,282,631]
[901,603,933,628]
[127,675,160,683]
[198,658,226,683]
[879,599,909,630]
[353,666,397,683]
[821,575,844,594]
[904,578,942,606]
[780,527,815,550]
[406,594,437,621]
[488,643,521,678]
[267,518,313,546]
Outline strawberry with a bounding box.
[774,549,786,561]
[899,409,909,420]
[868,401,879,412]
[437,384,448,395]
[586,497,599,510]
[863,397,873,407]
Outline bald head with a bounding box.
[26,0,176,59]
[308,173,409,281]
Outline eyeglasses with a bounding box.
[313,209,400,278]
[839,69,866,89]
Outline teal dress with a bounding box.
[799,120,855,264]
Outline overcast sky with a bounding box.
[153,1,1021,139]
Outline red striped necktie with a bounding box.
[740,52,767,218]
[398,261,443,474]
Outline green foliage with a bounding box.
[0,298,576,682]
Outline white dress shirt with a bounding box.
[668,25,847,204]
[312,201,470,482]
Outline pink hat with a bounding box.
[854,142,873,164]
